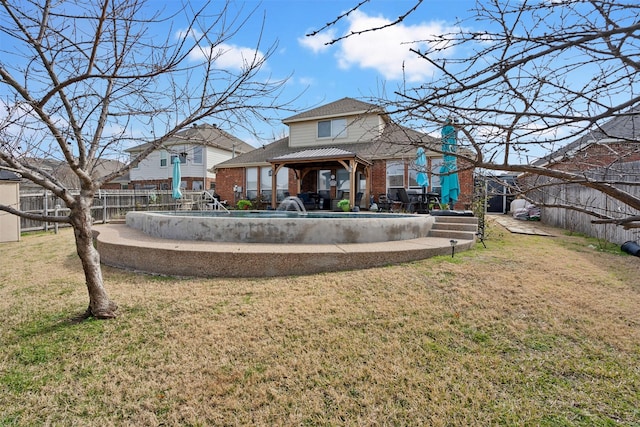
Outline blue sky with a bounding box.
[5,1,629,162]
[158,0,472,146]
[0,0,477,159]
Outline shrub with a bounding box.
[236,199,252,210]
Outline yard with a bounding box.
[1,220,639,425]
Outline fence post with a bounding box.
[54,204,60,234]
[43,190,49,232]
[102,191,107,223]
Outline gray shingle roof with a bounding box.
[283,97,384,123]
[0,170,21,181]
[534,105,640,166]
[215,121,440,169]
[270,147,356,161]
[126,123,254,154]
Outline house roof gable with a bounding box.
[282,97,385,123]
[126,123,254,154]
[215,120,440,170]
[534,105,640,166]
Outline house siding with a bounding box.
[0,180,20,242]
[289,115,382,148]
[130,145,236,190]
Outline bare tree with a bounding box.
[312,0,640,228]
[0,0,291,319]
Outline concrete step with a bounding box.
[428,215,478,241]
[431,222,478,232]
[432,216,478,224]
[429,229,477,240]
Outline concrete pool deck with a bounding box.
[94,216,477,278]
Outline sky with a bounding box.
[156,0,472,146]
[0,0,478,161]
[3,0,633,162]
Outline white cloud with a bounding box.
[188,43,266,70]
[296,10,458,83]
[175,28,203,41]
[335,10,455,83]
[298,29,337,54]
[298,76,316,86]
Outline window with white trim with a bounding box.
[275,167,289,201]
[160,150,167,167]
[192,146,203,164]
[246,167,258,200]
[171,153,187,164]
[260,167,272,201]
[386,161,404,193]
[430,158,442,193]
[318,169,332,191]
[317,118,347,139]
[336,168,350,192]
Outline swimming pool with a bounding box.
[126,210,436,244]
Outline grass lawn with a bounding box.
[1,220,639,426]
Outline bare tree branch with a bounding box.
[306,0,423,46]
[0,0,294,319]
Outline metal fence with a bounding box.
[18,189,208,232]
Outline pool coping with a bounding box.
[94,223,476,278]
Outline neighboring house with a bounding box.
[532,105,640,171]
[522,105,640,242]
[126,123,254,191]
[214,97,474,210]
[14,158,128,191]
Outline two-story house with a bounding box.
[126,123,254,191]
[214,97,474,210]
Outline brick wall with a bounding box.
[214,158,475,209]
[216,168,245,202]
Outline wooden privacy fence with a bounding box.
[533,161,640,245]
[18,189,207,233]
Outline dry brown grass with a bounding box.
[1,220,639,426]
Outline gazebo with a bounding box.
[266,147,372,210]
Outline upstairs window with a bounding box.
[160,150,167,167]
[317,118,347,139]
[192,146,203,164]
[171,153,187,164]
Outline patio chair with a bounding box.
[377,194,391,212]
[396,188,416,213]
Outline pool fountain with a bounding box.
[276,196,308,213]
[95,198,478,277]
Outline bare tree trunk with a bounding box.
[71,198,117,320]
